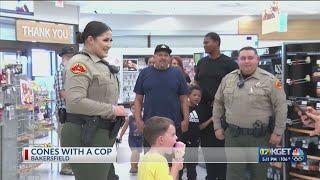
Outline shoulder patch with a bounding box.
[274,79,282,89]
[70,63,87,74]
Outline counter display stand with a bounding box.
[1,64,56,179]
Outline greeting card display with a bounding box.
[19,79,34,105]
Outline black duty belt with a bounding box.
[228,123,269,137]
[66,113,115,130]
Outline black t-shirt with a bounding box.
[197,103,215,135]
[194,54,238,104]
[187,105,200,137]
[181,105,201,144]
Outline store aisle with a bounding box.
[30,163,207,180]
[28,129,207,180]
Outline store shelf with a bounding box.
[1,84,14,89]
[16,104,34,110]
[284,43,320,180]
[17,163,42,174]
[307,155,320,161]
[17,129,52,142]
[287,52,320,56]
[17,134,34,142]
[288,96,320,102]
[288,127,314,135]
[291,163,319,172]
[289,172,320,180]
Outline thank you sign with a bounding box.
[16,19,74,44]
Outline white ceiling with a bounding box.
[66,1,320,16]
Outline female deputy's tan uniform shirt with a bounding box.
[64,48,119,119]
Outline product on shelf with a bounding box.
[267,167,282,180]
[312,60,320,97]
[20,79,34,105]
[122,70,139,103]
[286,56,311,66]
[286,75,311,85]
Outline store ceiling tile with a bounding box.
[66,1,320,16]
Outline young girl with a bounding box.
[180,85,202,180]
[118,103,143,173]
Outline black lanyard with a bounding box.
[77,51,119,74]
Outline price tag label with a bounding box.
[303,165,309,170]
[301,101,307,105]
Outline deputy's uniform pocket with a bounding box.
[98,75,116,98]
[97,76,109,85]
[223,87,234,108]
[249,88,270,110]
[88,75,111,99]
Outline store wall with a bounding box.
[112,35,258,49]
[0,1,79,25]
[240,15,320,47]
[259,40,320,48]
[80,13,320,48]
[80,14,243,48]
[79,14,239,34]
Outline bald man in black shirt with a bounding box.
[194,32,238,180]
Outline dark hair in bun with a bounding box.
[76,21,112,44]
[76,32,84,44]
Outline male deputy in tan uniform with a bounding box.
[213,46,287,180]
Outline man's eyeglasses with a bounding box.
[239,56,255,61]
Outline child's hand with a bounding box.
[181,120,189,133]
[172,158,184,171]
[136,120,145,133]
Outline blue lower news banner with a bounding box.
[258,147,307,163]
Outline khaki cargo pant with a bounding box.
[225,128,270,180]
[61,122,118,180]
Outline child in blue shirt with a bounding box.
[118,103,143,173]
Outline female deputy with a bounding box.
[61,21,126,180]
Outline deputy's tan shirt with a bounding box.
[64,48,119,119]
[212,67,287,135]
